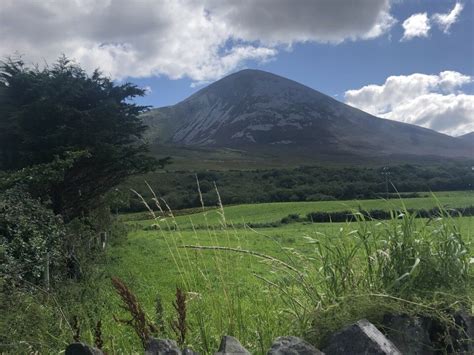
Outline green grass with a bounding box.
[123,190,474,228]
[4,194,473,354]
[99,194,473,353]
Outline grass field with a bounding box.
[88,192,472,353]
[6,193,471,354]
[122,190,474,228]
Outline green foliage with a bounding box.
[0,188,65,286]
[0,56,157,220]
[0,55,163,353]
[125,163,473,211]
[374,211,470,294]
[0,151,89,200]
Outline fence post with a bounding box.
[44,251,50,290]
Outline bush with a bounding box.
[0,189,65,286]
[280,213,302,224]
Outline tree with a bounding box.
[0,56,157,220]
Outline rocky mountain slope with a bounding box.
[143,69,472,159]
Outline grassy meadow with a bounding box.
[122,190,473,227]
[91,191,472,353]
[4,191,472,354]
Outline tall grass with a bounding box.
[3,187,470,354]
[127,183,471,353]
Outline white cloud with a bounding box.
[401,13,430,40]
[0,0,395,82]
[401,3,464,41]
[344,71,474,136]
[432,2,464,33]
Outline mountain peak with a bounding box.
[144,70,471,159]
[186,67,327,109]
[225,68,283,78]
[209,68,310,89]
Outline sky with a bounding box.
[1,0,473,136]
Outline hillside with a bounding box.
[458,131,474,143]
[143,69,472,163]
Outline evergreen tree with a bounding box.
[0,56,156,220]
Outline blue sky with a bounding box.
[1,0,473,135]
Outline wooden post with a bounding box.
[44,252,50,290]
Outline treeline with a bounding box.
[123,163,474,212]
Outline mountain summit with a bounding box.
[143,69,471,159]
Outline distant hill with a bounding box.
[143,69,472,164]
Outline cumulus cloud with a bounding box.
[206,0,396,44]
[401,2,464,41]
[432,2,464,33]
[0,0,395,82]
[401,13,431,40]
[344,71,474,136]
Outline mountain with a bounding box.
[458,132,474,142]
[143,69,472,161]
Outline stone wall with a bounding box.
[65,313,473,355]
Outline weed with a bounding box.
[111,277,156,348]
[171,288,187,347]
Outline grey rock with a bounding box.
[451,310,474,354]
[65,342,103,355]
[323,319,401,355]
[215,335,250,354]
[381,314,434,355]
[183,348,199,355]
[145,338,181,355]
[268,336,324,354]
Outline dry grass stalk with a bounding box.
[195,174,205,211]
[111,277,156,348]
[130,188,157,220]
[171,287,187,346]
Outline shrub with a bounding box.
[0,188,65,286]
[280,213,302,224]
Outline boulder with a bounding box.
[381,314,433,354]
[268,336,324,354]
[65,342,103,355]
[323,319,401,355]
[215,335,250,354]
[145,338,181,355]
